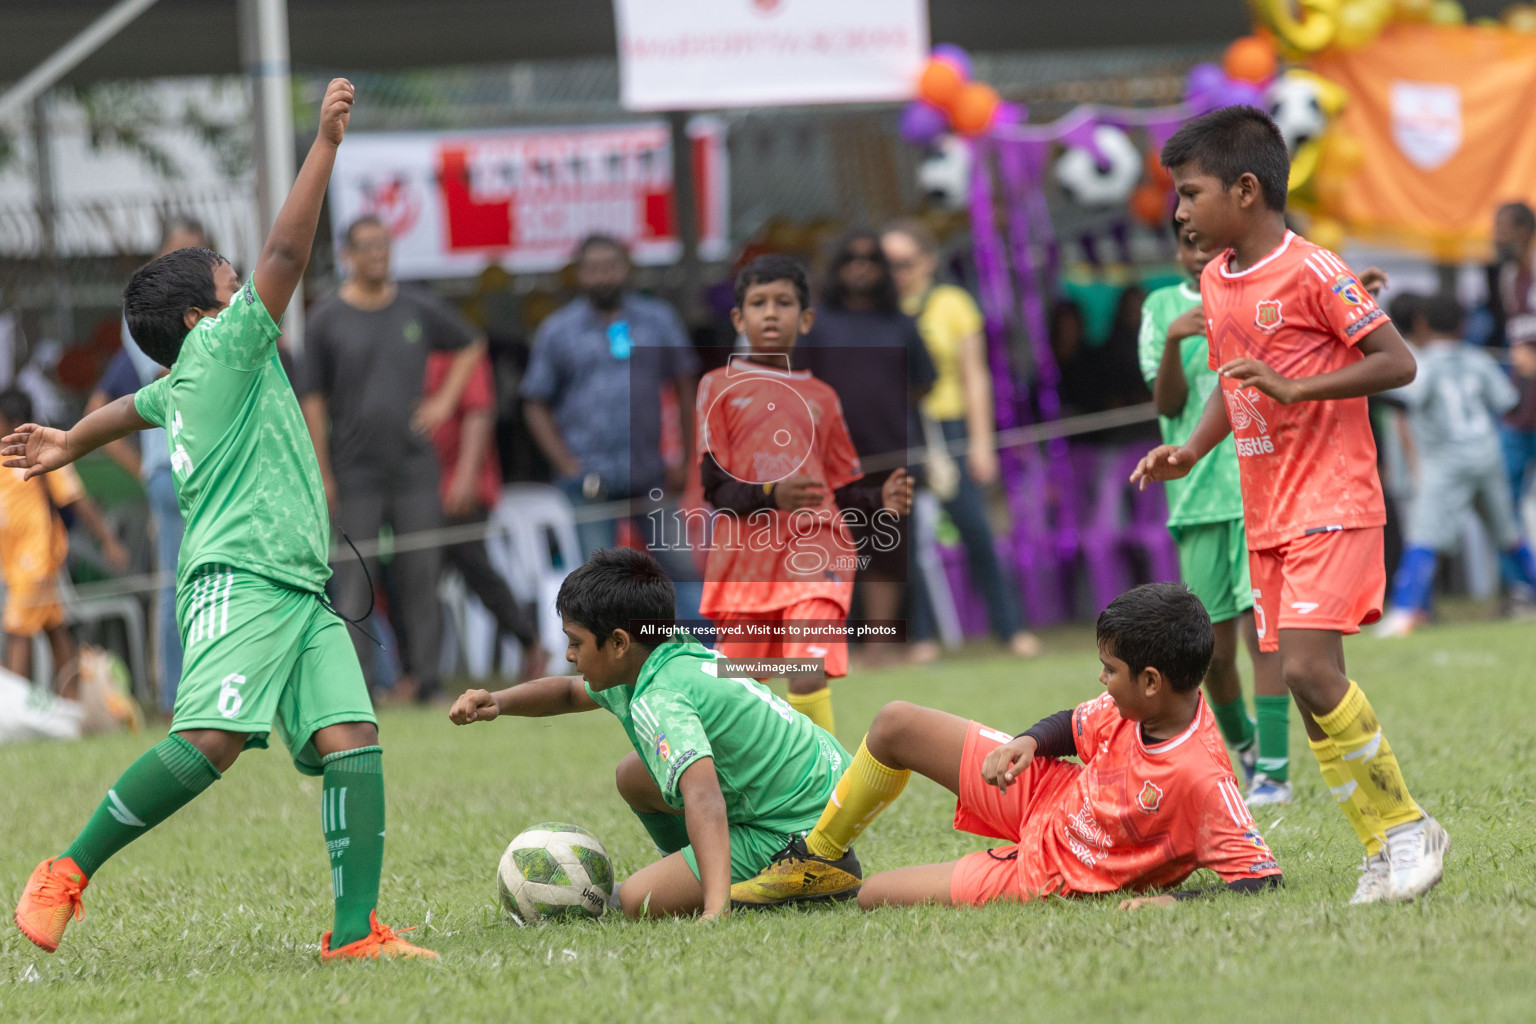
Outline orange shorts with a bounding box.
[949,719,1082,907]
[713,597,849,679]
[1248,526,1385,653]
[2,570,64,636]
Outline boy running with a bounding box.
[1137,221,1290,805]
[1132,106,1448,904]
[1378,292,1536,633]
[11,80,435,959]
[449,547,861,919]
[731,583,1282,909]
[695,255,912,735]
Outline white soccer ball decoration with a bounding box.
[1054,125,1142,207]
[496,822,613,925]
[1267,76,1328,157]
[918,136,973,211]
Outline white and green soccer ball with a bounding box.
[496,822,613,925]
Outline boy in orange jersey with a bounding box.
[1133,106,1447,904]
[0,388,128,697]
[695,254,912,735]
[732,583,1282,910]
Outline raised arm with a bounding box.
[447,674,598,724]
[252,78,354,324]
[2,395,150,480]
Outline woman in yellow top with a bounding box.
[882,221,1040,662]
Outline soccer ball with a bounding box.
[496,822,613,925]
[1267,76,1327,157]
[917,136,973,211]
[1053,125,1142,207]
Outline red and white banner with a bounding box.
[614,0,927,111]
[328,120,728,280]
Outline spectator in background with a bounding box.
[424,348,546,678]
[1489,201,1536,517]
[882,220,1039,662]
[301,216,487,703]
[795,229,936,660]
[1048,300,1100,418]
[1379,293,1536,635]
[520,235,702,619]
[84,216,207,714]
[0,389,127,698]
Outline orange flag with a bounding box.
[1312,24,1536,259]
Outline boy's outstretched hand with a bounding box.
[979,735,1036,793]
[2,424,73,480]
[1220,358,1300,405]
[1130,444,1197,490]
[317,78,354,147]
[882,467,913,515]
[449,688,500,725]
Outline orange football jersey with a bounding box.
[1012,693,1280,898]
[1200,231,1388,550]
[696,359,865,616]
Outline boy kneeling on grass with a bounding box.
[449,547,858,920]
[731,582,1283,911]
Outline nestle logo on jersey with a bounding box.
[1254,300,1283,331]
[1234,436,1276,456]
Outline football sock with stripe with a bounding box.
[1210,695,1256,752]
[321,746,385,948]
[633,811,690,855]
[62,734,221,877]
[805,737,910,860]
[1307,735,1383,856]
[786,685,835,735]
[1313,681,1422,833]
[1254,695,1291,783]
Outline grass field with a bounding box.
[3,620,1535,1023]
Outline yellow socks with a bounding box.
[805,738,910,860]
[787,686,835,735]
[1313,680,1422,834]
[1308,735,1384,856]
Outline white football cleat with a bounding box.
[1349,851,1392,905]
[1244,774,1292,807]
[1375,609,1418,638]
[1386,816,1450,902]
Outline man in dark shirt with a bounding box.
[301,216,486,702]
[794,230,935,648]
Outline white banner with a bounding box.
[327,120,728,280]
[614,0,928,111]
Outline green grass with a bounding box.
[4,621,1535,1023]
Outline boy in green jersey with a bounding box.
[1137,219,1290,806]
[449,547,858,920]
[10,80,434,961]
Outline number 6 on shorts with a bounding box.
[218,673,248,718]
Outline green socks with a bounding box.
[62,734,221,877]
[321,746,386,948]
[1211,696,1256,753]
[634,810,690,856]
[1255,695,1292,783]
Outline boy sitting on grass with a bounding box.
[730,583,1282,910]
[449,547,860,920]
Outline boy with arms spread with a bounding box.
[449,547,861,919]
[1132,106,1448,903]
[1138,221,1290,806]
[732,583,1281,909]
[694,255,912,735]
[11,80,436,959]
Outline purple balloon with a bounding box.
[900,101,950,145]
[1218,80,1265,110]
[1185,62,1227,112]
[992,101,1024,132]
[931,43,973,78]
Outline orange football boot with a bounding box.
[14,857,89,953]
[320,910,438,961]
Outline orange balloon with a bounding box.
[918,59,966,110]
[1223,35,1279,84]
[950,83,1001,136]
[1130,183,1170,227]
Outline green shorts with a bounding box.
[170,564,375,775]
[681,823,804,883]
[1169,519,1253,624]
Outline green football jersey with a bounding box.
[1136,282,1244,527]
[585,633,850,834]
[135,280,331,593]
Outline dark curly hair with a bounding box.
[123,247,230,368]
[556,547,675,650]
